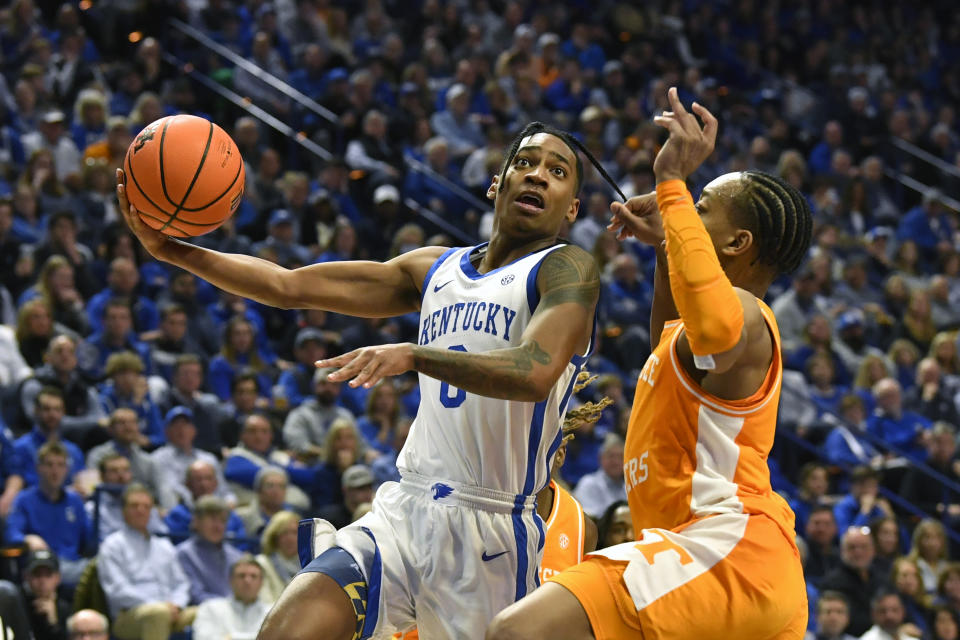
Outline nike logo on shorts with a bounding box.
[433,280,453,292]
[482,550,508,561]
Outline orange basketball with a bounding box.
[123,114,245,237]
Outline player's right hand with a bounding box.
[608,192,664,246]
[116,168,170,260]
[652,87,717,182]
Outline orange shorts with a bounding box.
[550,513,808,640]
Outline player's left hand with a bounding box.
[317,343,415,389]
[652,87,718,182]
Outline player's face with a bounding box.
[488,133,580,238]
[695,172,753,264]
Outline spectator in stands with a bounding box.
[163,459,244,542]
[98,351,163,448]
[223,413,310,510]
[85,452,165,542]
[208,315,275,403]
[898,189,953,263]
[897,291,938,354]
[156,270,219,356]
[370,418,411,487]
[833,466,892,533]
[602,253,653,333]
[192,554,270,638]
[22,111,81,184]
[806,353,849,420]
[275,327,329,409]
[65,609,109,640]
[31,210,99,299]
[155,356,224,455]
[84,299,152,380]
[823,394,881,468]
[356,380,406,457]
[282,367,355,460]
[430,83,486,158]
[905,359,960,425]
[937,565,960,614]
[252,209,312,268]
[596,501,633,549]
[805,590,857,640]
[21,549,70,640]
[255,510,300,604]
[6,441,92,586]
[887,339,923,393]
[789,463,831,533]
[20,335,106,444]
[403,136,470,220]
[901,422,960,527]
[98,484,194,640]
[821,525,884,636]
[931,606,960,640]
[833,307,886,377]
[86,257,159,334]
[573,433,626,520]
[871,515,905,578]
[86,408,161,499]
[218,372,265,450]
[151,407,234,511]
[14,299,56,370]
[175,495,245,606]
[909,519,951,596]
[236,466,294,539]
[310,418,366,510]
[804,506,840,589]
[317,463,374,530]
[19,256,89,335]
[344,109,403,183]
[12,387,86,488]
[868,378,933,461]
[771,266,829,354]
[860,590,923,640]
[147,304,203,384]
[891,557,933,636]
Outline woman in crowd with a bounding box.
[256,510,301,604]
[356,381,407,457]
[910,519,952,595]
[208,316,275,401]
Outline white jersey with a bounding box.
[397,243,592,497]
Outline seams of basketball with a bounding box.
[175,159,243,213]
[125,150,223,235]
[158,117,215,233]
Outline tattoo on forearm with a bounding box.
[537,247,600,311]
[413,340,553,399]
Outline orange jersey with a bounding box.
[622,302,795,537]
[540,479,586,582]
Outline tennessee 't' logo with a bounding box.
[133,124,159,154]
[431,482,453,500]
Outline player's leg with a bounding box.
[485,583,595,640]
[258,569,358,640]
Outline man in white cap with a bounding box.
[430,83,486,158]
[21,109,82,182]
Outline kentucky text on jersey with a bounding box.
[419,301,519,346]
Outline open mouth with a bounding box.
[515,191,545,212]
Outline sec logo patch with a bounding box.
[558,533,570,549]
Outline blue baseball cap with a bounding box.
[164,406,194,427]
[269,209,294,227]
[326,67,349,83]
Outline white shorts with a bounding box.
[335,473,544,639]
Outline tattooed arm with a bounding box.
[321,244,600,402]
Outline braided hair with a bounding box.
[498,121,626,201]
[729,170,813,276]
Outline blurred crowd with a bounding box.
[0,0,959,638]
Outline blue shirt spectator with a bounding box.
[429,84,486,158]
[866,378,931,460]
[832,466,888,534]
[86,259,160,334]
[174,496,246,605]
[897,191,954,254]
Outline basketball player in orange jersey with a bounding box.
[487,87,813,640]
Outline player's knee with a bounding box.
[485,608,530,640]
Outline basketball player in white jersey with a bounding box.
[115,122,623,639]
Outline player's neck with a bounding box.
[479,235,557,274]
[535,482,555,521]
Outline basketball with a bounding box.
[123,114,245,237]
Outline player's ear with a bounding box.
[720,228,754,258]
[566,197,580,224]
[487,174,499,201]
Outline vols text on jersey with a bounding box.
[419,301,520,346]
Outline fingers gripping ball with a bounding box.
[123,114,245,237]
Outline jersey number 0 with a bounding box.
[439,345,467,408]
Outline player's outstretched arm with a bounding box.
[319,244,599,402]
[652,87,765,374]
[117,170,442,316]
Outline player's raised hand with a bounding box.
[317,343,415,389]
[652,87,718,182]
[116,168,170,259]
[608,192,664,246]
